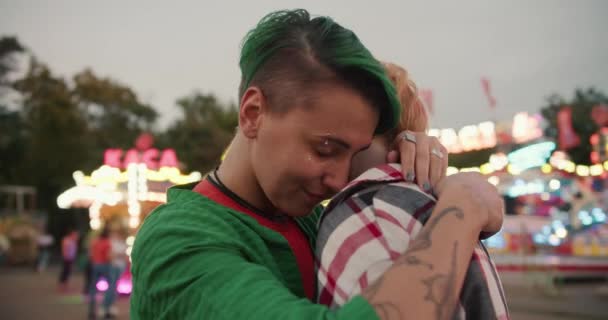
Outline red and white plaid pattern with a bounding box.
[316,163,509,319]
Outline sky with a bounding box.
[1,0,607,130]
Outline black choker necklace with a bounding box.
[207,169,287,223]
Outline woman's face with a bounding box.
[250,83,379,216]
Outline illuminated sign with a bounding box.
[507,179,545,197]
[429,121,496,153]
[507,141,556,173]
[590,127,608,164]
[512,112,543,144]
[58,133,202,231]
[104,148,178,169]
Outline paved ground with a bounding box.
[1,265,607,319]
[0,266,129,320]
[505,282,608,320]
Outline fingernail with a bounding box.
[406,171,415,182]
[422,182,432,193]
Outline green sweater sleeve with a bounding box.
[130,200,379,320]
[134,248,378,319]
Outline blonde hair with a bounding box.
[382,62,428,136]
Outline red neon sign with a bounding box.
[104,148,179,169]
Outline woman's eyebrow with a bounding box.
[315,134,370,152]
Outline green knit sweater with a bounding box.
[130,184,379,320]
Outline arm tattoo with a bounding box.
[422,241,459,320]
[371,303,403,320]
[402,255,434,270]
[394,206,464,269]
[405,206,464,254]
[362,206,465,320]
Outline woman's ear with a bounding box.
[239,87,267,139]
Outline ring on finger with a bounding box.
[431,148,444,159]
[401,132,417,144]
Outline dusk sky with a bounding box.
[2,0,607,129]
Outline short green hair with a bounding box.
[238,9,400,134]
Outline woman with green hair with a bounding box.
[130,9,503,320]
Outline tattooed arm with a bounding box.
[362,173,503,320]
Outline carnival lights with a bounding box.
[429,121,496,154]
[57,146,202,230]
[448,157,608,178]
[549,179,561,190]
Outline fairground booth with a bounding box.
[56,134,202,294]
[433,112,608,261]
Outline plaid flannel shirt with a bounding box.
[316,163,509,319]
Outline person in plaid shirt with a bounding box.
[317,63,509,319]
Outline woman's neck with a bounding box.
[216,136,277,215]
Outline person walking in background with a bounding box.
[58,229,79,292]
[81,230,95,299]
[104,229,128,317]
[35,231,54,272]
[0,232,9,266]
[88,226,113,319]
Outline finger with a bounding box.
[440,144,449,180]
[429,138,443,187]
[483,196,505,236]
[414,133,431,192]
[393,132,416,183]
[386,149,399,163]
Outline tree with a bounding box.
[0,37,26,184]
[159,92,238,173]
[72,69,159,168]
[540,88,608,165]
[2,36,164,244]
[13,59,89,208]
[0,36,24,85]
[12,58,94,242]
[0,106,27,184]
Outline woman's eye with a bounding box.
[316,140,334,157]
[316,148,333,157]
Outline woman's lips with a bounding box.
[304,190,326,203]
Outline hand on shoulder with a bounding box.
[434,172,504,236]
